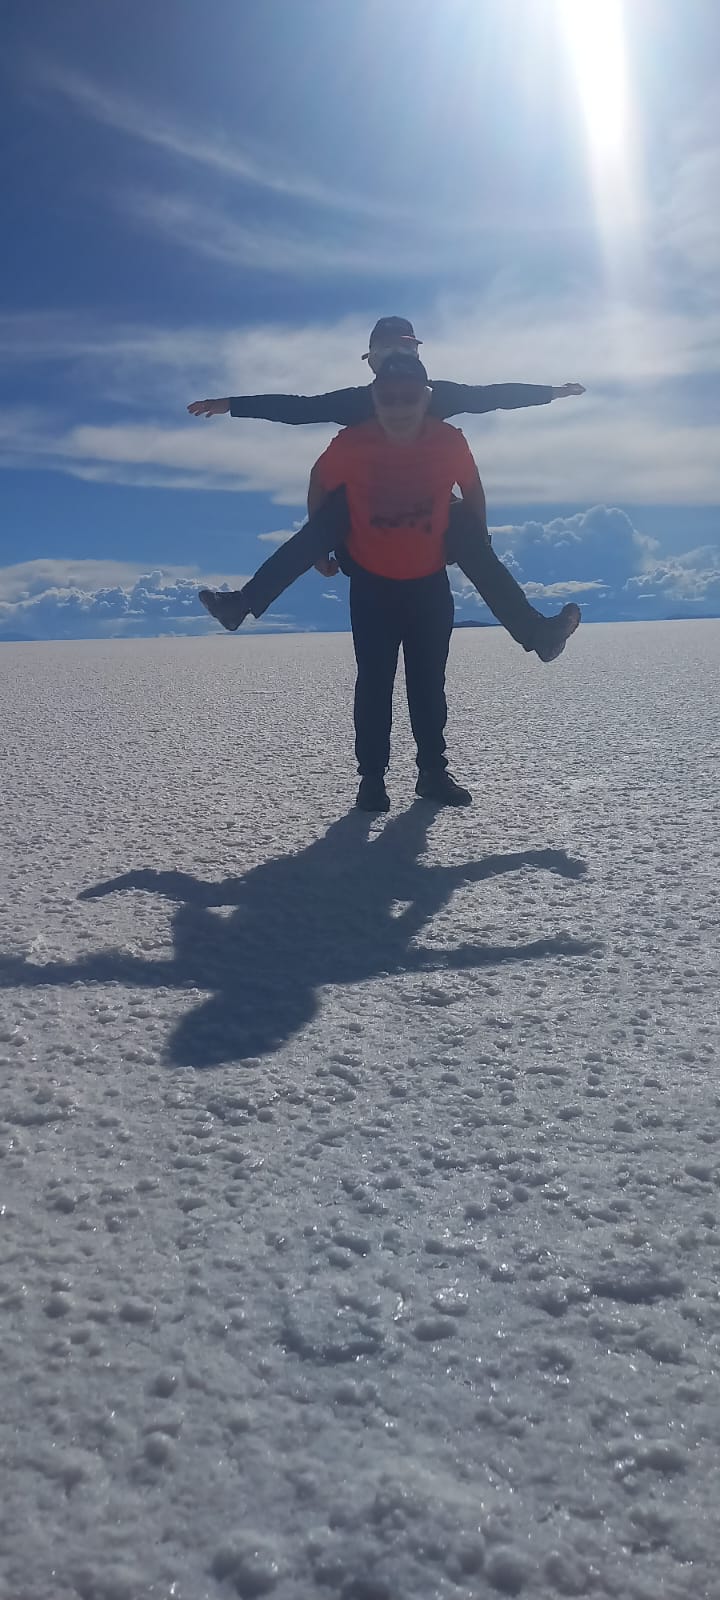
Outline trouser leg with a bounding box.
[401,571,454,771]
[350,574,402,776]
[445,499,543,651]
[242,487,350,617]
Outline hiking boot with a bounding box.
[415,769,472,807]
[199,588,249,632]
[356,776,390,813]
[534,602,581,663]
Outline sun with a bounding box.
[556,0,630,159]
[555,0,642,280]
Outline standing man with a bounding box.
[201,352,545,812]
[189,316,584,661]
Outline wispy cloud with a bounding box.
[0,310,367,410]
[122,191,452,280]
[2,280,720,507]
[3,392,720,509]
[33,63,600,283]
[4,289,719,400]
[30,53,720,303]
[656,100,720,286]
[36,64,424,226]
[257,528,302,545]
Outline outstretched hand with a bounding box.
[315,557,340,577]
[554,382,585,398]
[187,398,230,418]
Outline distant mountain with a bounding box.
[662,611,720,621]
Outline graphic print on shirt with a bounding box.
[367,456,436,537]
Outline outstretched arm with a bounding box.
[188,388,373,426]
[429,379,585,419]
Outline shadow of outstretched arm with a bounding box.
[401,933,601,973]
[78,869,233,907]
[388,848,588,950]
[0,950,174,989]
[456,849,588,886]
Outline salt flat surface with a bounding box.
[1,620,719,1600]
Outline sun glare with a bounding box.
[557,0,630,158]
[556,0,641,278]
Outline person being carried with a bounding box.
[190,315,584,662]
[201,351,549,813]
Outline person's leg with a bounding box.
[350,573,402,781]
[445,499,541,650]
[445,500,581,659]
[402,571,473,805]
[401,571,454,772]
[200,487,350,628]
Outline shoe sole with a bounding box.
[415,791,472,807]
[198,590,241,632]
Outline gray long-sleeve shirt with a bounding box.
[229,380,555,426]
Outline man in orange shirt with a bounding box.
[191,313,584,663]
[203,353,567,811]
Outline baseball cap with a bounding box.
[362,316,421,360]
[374,352,429,386]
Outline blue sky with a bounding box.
[1,0,719,639]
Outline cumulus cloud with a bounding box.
[491,504,655,585]
[0,557,153,602]
[3,510,718,642]
[452,505,719,625]
[0,560,284,641]
[625,546,720,608]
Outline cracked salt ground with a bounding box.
[0,623,719,1599]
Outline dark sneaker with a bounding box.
[535,602,581,663]
[415,770,472,807]
[199,588,249,632]
[356,776,390,813]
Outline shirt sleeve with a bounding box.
[312,433,350,493]
[429,380,554,418]
[449,429,481,493]
[229,386,374,426]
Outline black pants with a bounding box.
[241,488,543,650]
[350,564,454,775]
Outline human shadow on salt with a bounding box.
[0,805,596,1066]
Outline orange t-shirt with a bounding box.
[313,417,478,579]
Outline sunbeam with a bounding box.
[556,0,642,280]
